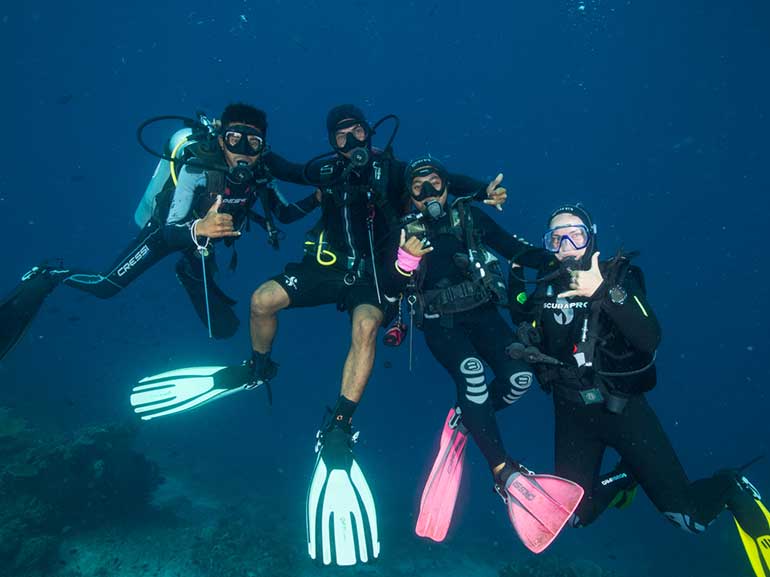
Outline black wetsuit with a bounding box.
[57,152,318,338]
[510,258,765,533]
[270,150,488,314]
[386,202,549,469]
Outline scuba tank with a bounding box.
[134,127,195,228]
[134,112,223,228]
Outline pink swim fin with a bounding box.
[500,469,584,554]
[415,407,468,542]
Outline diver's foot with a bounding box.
[318,423,354,454]
[493,458,584,554]
[306,417,377,566]
[245,350,278,390]
[21,263,69,284]
[724,473,770,577]
[0,262,69,362]
[724,473,770,538]
[493,459,525,490]
[736,474,763,501]
[601,460,639,510]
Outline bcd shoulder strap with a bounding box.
[205,169,225,197]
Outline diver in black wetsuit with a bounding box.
[247,105,507,411]
[385,156,548,474]
[508,203,770,576]
[0,103,319,357]
[246,108,508,566]
[386,157,585,548]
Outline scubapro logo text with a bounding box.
[544,302,588,309]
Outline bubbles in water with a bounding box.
[567,0,615,36]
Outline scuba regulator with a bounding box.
[136,111,282,249]
[137,111,258,184]
[301,114,400,187]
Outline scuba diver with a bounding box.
[507,203,770,576]
[247,105,508,566]
[128,105,509,565]
[0,103,320,359]
[384,156,583,553]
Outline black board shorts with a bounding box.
[271,256,391,315]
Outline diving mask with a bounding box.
[334,121,369,153]
[223,124,265,156]
[543,224,591,253]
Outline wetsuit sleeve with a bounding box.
[473,207,553,269]
[268,185,320,224]
[162,166,207,250]
[262,151,308,185]
[598,265,661,354]
[165,166,205,224]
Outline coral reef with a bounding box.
[0,407,27,438]
[499,556,624,577]
[0,408,163,577]
[190,507,299,577]
[0,407,31,455]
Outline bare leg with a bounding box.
[340,304,383,403]
[250,280,290,353]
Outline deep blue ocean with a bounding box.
[1,1,768,576]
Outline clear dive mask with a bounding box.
[223,124,265,156]
[334,122,369,153]
[543,224,591,253]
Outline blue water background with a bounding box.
[1,1,768,575]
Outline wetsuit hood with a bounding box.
[548,202,598,271]
[326,104,371,151]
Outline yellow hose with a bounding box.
[169,137,190,186]
[316,231,337,266]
